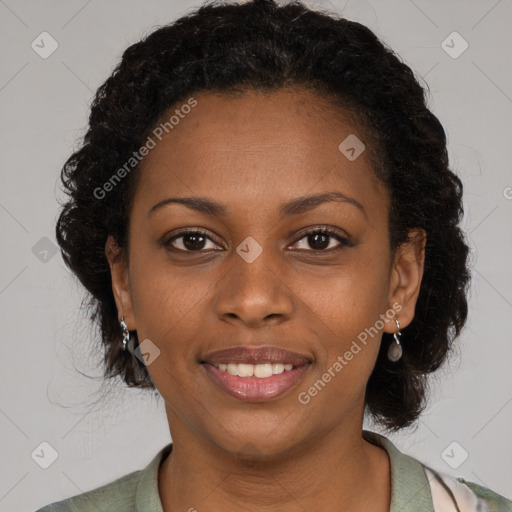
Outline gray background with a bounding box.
[0,0,511,510]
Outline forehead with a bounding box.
[133,87,387,220]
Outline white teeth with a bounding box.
[216,362,296,378]
[227,363,238,376]
[237,363,254,377]
[254,363,273,378]
[272,363,284,374]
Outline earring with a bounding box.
[120,316,130,352]
[387,317,402,362]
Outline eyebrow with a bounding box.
[148,191,366,219]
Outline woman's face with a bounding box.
[107,87,424,457]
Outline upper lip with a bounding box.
[201,346,312,366]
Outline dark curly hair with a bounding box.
[55,0,470,431]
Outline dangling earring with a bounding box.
[120,316,130,352]
[388,317,402,362]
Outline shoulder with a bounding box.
[34,469,143,512]
[423,466,512,512]
[362,430,512,512]
[34,443,172,512]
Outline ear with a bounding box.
[105,235,136,330]
[383,229,426,333]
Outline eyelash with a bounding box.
[164,227,352,254]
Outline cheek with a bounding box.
[129,232,203,317]
[314,251,390,330]
[127,251,212,365]
[303,248,391,380]
[127,262,208,401]
[296,268,389,415]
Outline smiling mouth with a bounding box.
[200,360,312,402]
[200,345,312,401]
[211,362,296,378]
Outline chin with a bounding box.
[206,421,306,463]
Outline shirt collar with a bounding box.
[135,443,171,512]
[363,430,435,512]
[135,432,435,512]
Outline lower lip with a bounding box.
[202,363,311,402]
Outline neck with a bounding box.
[158,414,391,512]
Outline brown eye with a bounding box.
[163,227,352,254]
[291,228,351,252]
[165,230,220,252]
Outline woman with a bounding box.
[37,0,512,511]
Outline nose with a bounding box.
[214,245,294,329]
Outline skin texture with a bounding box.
[106,87,426,511]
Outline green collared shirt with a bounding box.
[36,430,512,511]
